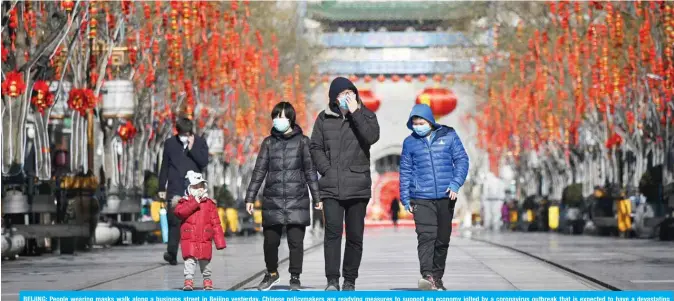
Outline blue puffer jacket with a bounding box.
[399,104,470,209]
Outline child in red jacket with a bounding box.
[174,171,226,291]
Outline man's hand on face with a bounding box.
[346,94,359,113]
[187,135,195,150]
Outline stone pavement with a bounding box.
[14,228,668,295]
[244,228,601,291]
[1,231,322,300]
[473,231,674,291]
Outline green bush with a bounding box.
[562,183,583,206]
[639,165,662,204]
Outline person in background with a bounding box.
[399,104,469,291]
[174,171,226,291]
[245,102,321,291]
[310,77,380,291]
[157,117,209,265]
[481,171,506,231]
[390,198,401,229]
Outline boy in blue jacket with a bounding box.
[399,104,470,291]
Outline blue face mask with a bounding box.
[413,124,432,136]
[338,96,349,110]
[273,118,290,132]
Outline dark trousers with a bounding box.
[323,198,368,282]
[166,195,181,259]
[263,224,306,275]
[412,198,456,279]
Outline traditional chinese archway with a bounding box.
[368,172,413,226]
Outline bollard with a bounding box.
[548,205,560,231]
[617,198,632,235]
[218,207,227,233]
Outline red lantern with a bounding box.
[433,74,443,82]
[415,88,458,117]
[118,120,137,142]
[68,88,97,115]
[349,75,359,83]
[377,75,386,82]
[404,75,413,82]
[359,89,381,112]
[364,75,372,83]
[2,71,26,97]
[31,81,54,114]
[418,75,428,82]
[391,75,400,82]
[322,75,330,83]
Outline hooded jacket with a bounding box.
[245,125,320,226]
[399,104,470,209]
[174,194,226,260]
[310,77,380,201]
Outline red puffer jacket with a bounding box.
[174,195,226,260]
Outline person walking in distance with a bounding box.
[399,104,469,291]
[157,118,209,265]
[245,102,321,291]
[481,171,506,231]
[310,77,380,291]
[390,198,401,229]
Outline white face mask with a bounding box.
[27,128,35,139]
[179,136,189,143]
[189,187,207,198]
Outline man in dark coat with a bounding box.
[310,77,380,291]
[158,117,209,265]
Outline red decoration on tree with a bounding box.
[68,88,97,115]
[2,71,26,97]
[118,121,137,142]
[358,89,381,112]
[31,81,54,114]
[415,88,458,117]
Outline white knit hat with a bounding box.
[185,171,207,186]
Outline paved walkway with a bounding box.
[472,231,674,291]
[243,228,600,291]
[1,232,322,299]
[12,228,672,295]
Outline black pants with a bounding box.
[412,198,456,279]
[323,198,368,282]
[263,224,306,275]
[166,195,181,259]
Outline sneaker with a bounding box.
[435,278,446,291]
[324,278,340,291]
[183,279,194,291]
[163,252,177,266]
[418,275,436,291]
[289,274,301,291]
[203,279,213,290]
[257,272,280,291]
[341,280,355,291]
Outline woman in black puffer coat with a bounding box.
[244,102,321,291]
